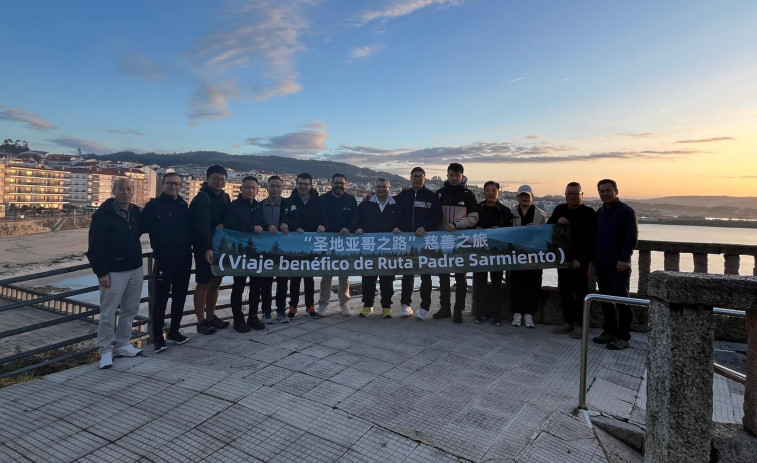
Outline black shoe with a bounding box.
[432,310,451,320]
[592,331,613,344]
[453,309,463,324]
[234,320,251,333]
[607,338,630,350]
[210,315,230,329]
[166,332,189,344]
[197,320,217,335]
[247,316,265,330]
[492,319,502,326]
[474,316,484,324]
[154,339,167,353]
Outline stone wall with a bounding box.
[0,217,91,237]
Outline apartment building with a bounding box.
[67,167,125,208]
[1,157,69,213]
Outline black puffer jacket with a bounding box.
[289,188,328,232]
[225,195,261,232]
[87,198,142,277]
[140,193,191,259]
[189,183,230,253]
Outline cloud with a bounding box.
[104,128,144,136]
[48,136,111,154]
[116,51,164,80]
[253,80,302,100]
[187,82,240,126]
[674,137,734,144]
[505,77,524,84]
[322,142,702,168]
[357,0,463,25]
[0,107,57,130]
[245,121,327,155]
[623,132,656,137]
[190,0,309,99]
[350,45,383,59]
[524,135,540,139]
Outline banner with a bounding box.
[211,225,571,277]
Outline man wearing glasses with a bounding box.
[317,173,359,316]
[288,172,327,319]
[140,172,192,351]
[547,182,597,339]
[189,165,231,335]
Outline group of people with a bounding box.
[86,162,638,369]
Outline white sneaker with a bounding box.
[400,304,414,317]
[524,314,535,328]
[99,351,113,369]
[340,304,351,316]
[317,305,327,317]
[512,313,522,327]
[415,308,427,321]
[115,344,143,358]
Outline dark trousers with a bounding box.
[472,271,503,319]
[400,274,432,309]
[439,273,467,312]
[596,265,632,341]
[362,275,395,308]
[509,269,542,315]
[151,255,192,339]
[254,276,289,315]
[289,276,314,309]
[231,276,254,322]
[557,266,590,326]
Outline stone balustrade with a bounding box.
[646,271,757,463]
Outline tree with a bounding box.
[0,139,30,154]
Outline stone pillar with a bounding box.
[724,254,740,275]
[646,272,714,463]
[746,310,757,436]
[693,253,708,273]
[663,251,680,271]
[637,250,651,295]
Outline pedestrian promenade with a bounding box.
[0,300,744,462]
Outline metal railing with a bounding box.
[577,294,748,410]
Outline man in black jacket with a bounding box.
[189,165,231,335]
[593,179,638,350]
[224,176,265,332]
[288,172,327,319]
[547,182,597,339]
[357,178,402,318]
[86,178,144,369]
[434,162,479,323]
[254,175,299,324]
[140,173,192,352]
[472,181,513,325]
[394,167,442,320]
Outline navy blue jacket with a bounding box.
[321,192,359,233]
[189,183,230,253]
[140,193,192,260]
[87,198,142,277]
[289,189,328,232]
[394,186,442,233]
[595,199,638,267]
[358,196,402,233]
[224,195,261,232]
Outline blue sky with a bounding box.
[2,0,756,197]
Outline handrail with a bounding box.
[577,295,748,410]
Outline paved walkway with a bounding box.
[0,300,744,462]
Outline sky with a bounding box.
[2,0,756,199]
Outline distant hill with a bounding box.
[92,151,409,186]
[632,196,757,208]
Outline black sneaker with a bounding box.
[492,319,502,326]
[247,316,265,330]
[210,315,230,329]
[197,320,217,335]
[474,316,484,324]
[306,306,318,319]
[234,320,251,333]
[287,306,297,320]
[592,331,613,344]
[432,310,451,320]
[453,310,463,324]
[607,339,630,350]
[154,339,167,353]
[166,332,189,344]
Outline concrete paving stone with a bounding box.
[601,368,644,392]
[249,344,295,364]
[43,364,92,384]
[307,379,358,407]
[150,428,227,463]
[86,406,157,441]
[63,399,132,430]
[0,443,33,462]
[274,351,319,371]
[518,431,601,463]
[299,344,341,359]
[199,351,263,372]
[269,432,349,463]
[125,357,185,379]
[403,444,466,463]
[78,443,147,463]
[330,366,379,388]
[9,380,81,409]
[326,350,364,367]
[203,372,260,402]
[382,364,420,381]
[349,426,418,462]
[585,378,636,420]
[108,376,172,406]
[275,371,325,395]
[302,358,348,379]
[174,368,232,393]
[206,445,266,462]
[112,421,186,457]
[352,356,398,375]
[66,370,144,396]
[307,409,374,447]
[161,394,231,431]
[276,337,317,353]
[271,395,333,431]
[133,384,200,415]
[195,403,268,444]
[388,407,456,444]
[453,406,516,434]
[28,429,109,463]
[229,417,306,461]
[540,411,595,441]
[237,384,299,416]
[245,364,295,387]
[36,389,102,419]
[297,329,334,345]
[322,336,356,350]
[424,425,491,461]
